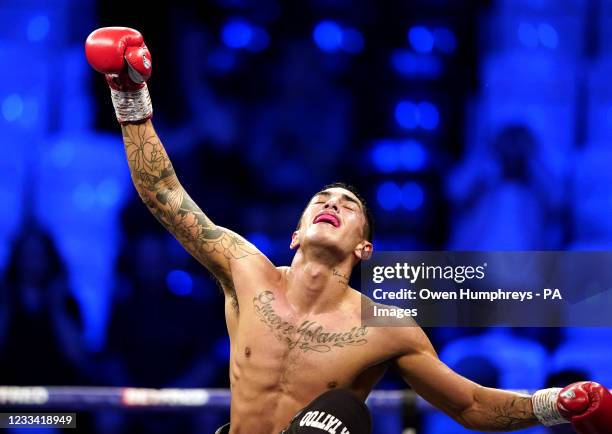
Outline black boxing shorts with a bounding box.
[215,388,372,434]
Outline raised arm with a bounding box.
[85,27,259,298]
[393,327,612,432]
[121,121,259,289]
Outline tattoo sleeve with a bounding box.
[121,121,259,304]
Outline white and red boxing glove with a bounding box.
[532,381,612,434]
[85,27,153,123]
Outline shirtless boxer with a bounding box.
[85,27,612,434]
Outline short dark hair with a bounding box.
[297,182,374,242]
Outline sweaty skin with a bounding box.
[121,120,539,434]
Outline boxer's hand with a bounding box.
[85,27,153,123]
[85,27,151,90]
[532,381,612,433]
[558,381,612,434]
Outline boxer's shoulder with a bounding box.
[230,253,283,288]
[360,295,434,358]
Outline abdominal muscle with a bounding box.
[228,385,304,434]
[225,330,385,434]
[227,350,321,434]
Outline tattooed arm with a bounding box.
[394,327,539,431]
[121,120,259,300]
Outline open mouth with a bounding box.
[313,213,340,228]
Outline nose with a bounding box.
[323,197,339,212]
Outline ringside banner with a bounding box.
[360,251,612,327]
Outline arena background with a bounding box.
[1,0,611,433]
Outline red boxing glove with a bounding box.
[533,382,612,433]
[558,382,612,434]
[85,27,153,123]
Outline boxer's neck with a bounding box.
[286,248,353,315]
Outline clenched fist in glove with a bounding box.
[532,381,612,434]
[85,27,153,123]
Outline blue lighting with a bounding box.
[313,20,343,52]
[395,101,439,130]
[27,15,50,42]
[408,26,434,53]
[97,178,121,208]
[20,98,39,126]
[418,102,439,130]
[207,48,237,73]
[222,19,253,49]
[377,182,402,210]
[395,101,419,129]
[73,183,96,211]
[391,50,416,74]
[2,94,24,122]
[391,50,442,78]
[247,232,272,256]
[213,336,231,362]
[166,269,193,296]
[399,140,426,171]
[51,141,75,168]
[401,182,424,210]
[433,27,456,53]
[341,28,365,53]
[518,22,538,48]
[538,23,558,49]
[247,27,270,52]
[372,140,399,173]
[606,106,612,126]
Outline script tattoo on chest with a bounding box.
[253,291,368,353]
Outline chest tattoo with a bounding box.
[252,291,368,353]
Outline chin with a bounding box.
[303,226,345,251]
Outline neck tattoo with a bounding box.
[332,268,350,286]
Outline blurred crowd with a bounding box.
[0,117,598,434]
[0,93,606,434]
[2,0,612,433]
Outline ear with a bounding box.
[290,230,300,250]
[353,241,373,261]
